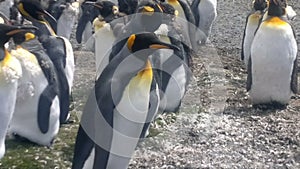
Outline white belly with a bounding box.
[250,23,297,105]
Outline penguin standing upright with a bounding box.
[8,30,61,146]
[247,0,298,106]
[72,33,179,169]
[153,3,192,112]
[191,0,217,44]
[241,0,268,67]
[17,0,75,123]
[0,24,36,159]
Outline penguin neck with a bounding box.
[1,48,12,66]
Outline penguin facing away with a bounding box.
[247,0,298,106]
[241,0,268,67]
[8,31,61,146]
[72,32,179,169]
[0,24,36,159]
[17,0,75,124]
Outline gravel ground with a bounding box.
[1,0,300,168]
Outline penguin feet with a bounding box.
[12,134,37,146]
[252,102,287,110]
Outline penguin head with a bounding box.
[127,32,179,53]
[85,1,119,20]
[0,24,37,60]
[118,0,138,15]
[137,1,163,15]
[268,0,287,16]
[252,0,269,11]
[158,2,178,23]
[11,31,36,46]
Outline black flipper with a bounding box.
[140,78,159,138]
[241,14,251,61]
[190,0,200,27]
[22,39,60,134]
[246,56,252,92]
[39,36,70,124]
[291,58,298,94]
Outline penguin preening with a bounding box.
[8,30,61,146]
[72,32,179,169]
[0,23,36,159]
[241,0,268,67]
[17,0,75,123]
[191,0,217,44]
[247,0,298,106]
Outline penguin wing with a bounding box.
[178,0,196,25]
[24,41,60,133]
[140,79,159,138]
[291,57,298,94]
[241,14,251,61]
[190,0,200,26]
[246,56,252,92]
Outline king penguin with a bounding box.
[247,0,298,106]
[72,32,179,169]
[191,0,217,44]
[8,30,61,146]
[0,23,36,159]
[241,0,268,67]
[153,3,192,112]
[17,0,75,124]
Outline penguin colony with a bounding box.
[0,0,298,168]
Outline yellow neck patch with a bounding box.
[135,60,153,84]
[2,49,12,66]
[264,17,288,26]
[127,34,136,52]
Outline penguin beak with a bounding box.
[149,42,180,51]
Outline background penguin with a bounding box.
[153,4,192,112]
[108,0,165,61]
[76,0,119,44]
[241,0,268,67]
[0,0,13,18]
[77,0,122,77]
[191,0,217,44]
[56,1,80,39]
[247,0,298,106]
[72,33,179,169]
[17,0,75,124]
[8,30,61,146]
[0,24,35,159]
[164,0,196,49]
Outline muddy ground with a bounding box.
[1,0,300,168]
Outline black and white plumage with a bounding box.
[247,0,298,106]
[72,32,179,169]
[8,31,61,146]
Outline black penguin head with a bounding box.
[118,0,138,15]
[268,0,287,16]
[0,23,37,60]
[253,0,269,11]
[158,2,178,23]
[12,31,36,45]
[86,0,119,19]
[136,1,163,15]
[17,0,57,34]
[127,32,179,53]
